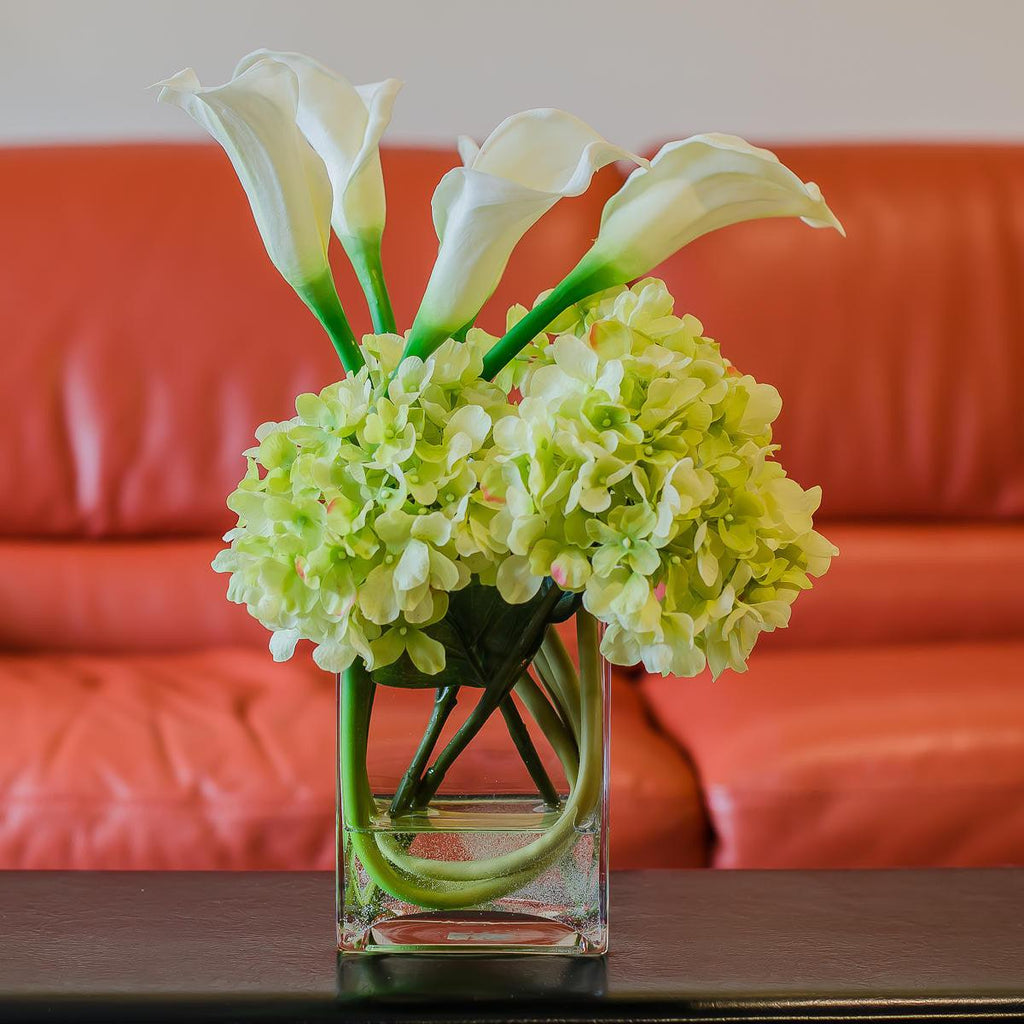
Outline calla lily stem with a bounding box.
[515,671,579,779]
[498,694,561,808]
[346,236,397,335]
[481,267,616,380]
[298,271,364,373]
[537,630,582,740]
[388,684,459,817]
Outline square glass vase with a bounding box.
[336,616,608,954]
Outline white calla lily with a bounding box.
[404,108,641,360]
[233,51,402,332]
[482,134,843,381]
[155,58,362,370]
[156,60,331,287]
[235,50,401,244]
[577,133,845,283]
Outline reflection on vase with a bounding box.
[336,944,608,1003]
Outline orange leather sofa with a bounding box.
[1,142,1022,871]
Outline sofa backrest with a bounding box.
[653,144,1024,520]
[0,143,617,541]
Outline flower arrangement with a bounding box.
[156,50,842,952]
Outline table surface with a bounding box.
[1,869,1022,1022]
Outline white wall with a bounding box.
[2,0,1022,149]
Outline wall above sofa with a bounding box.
[2,0,1023,149]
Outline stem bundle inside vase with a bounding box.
[340,611,604,909]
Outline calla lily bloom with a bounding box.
[234,50,402,332]
[154,58,362,371]
[404,109,640,361]
[482,134,843,380]
[576,133,845,284]
[155,60,331,287]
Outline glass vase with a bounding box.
[336,595,608,954]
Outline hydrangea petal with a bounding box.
[496,555,544,604]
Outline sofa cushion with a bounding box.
[0,144,618,539]
[7,523,1022,654]
[777,522,1024,648]
[640,642,1024,868]
[653,144,1024,520]
[0,649,707,870]
[0,539,262,653]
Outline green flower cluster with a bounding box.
[479,277,836,677]
[213,335,515,673]
[214,278,835,678]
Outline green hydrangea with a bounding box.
[478,277,837,678]
[215,278,836,678]
[213,334,515,673]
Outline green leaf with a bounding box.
[550,589,583,623]
[370,578,563,690]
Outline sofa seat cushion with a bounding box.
[0,650,706,870]
[776,523,1024,649]
[0,539,264,653]
[5,525,1023,656]
[640,642,1024,868]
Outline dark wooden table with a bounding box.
[0,869,1022,1022]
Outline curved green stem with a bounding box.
[340,663,544,907]
[388,685,459,818]
[538,628,582,740]
[341,665,475,905]
[297,270,363,374]
[344,234,396,335]
[339,664,376,822]
[514,673,579,782]
[480,267,617,381]
[499,694,560,808]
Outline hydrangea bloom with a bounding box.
[480,277,836,677]
[214,278,835,678]
[213,334,515,673]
